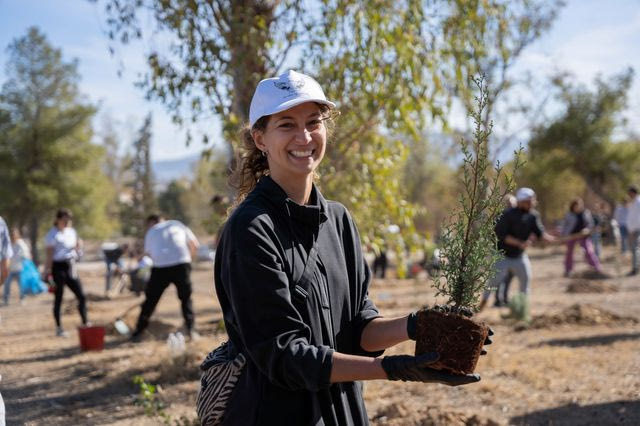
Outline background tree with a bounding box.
[99,115,131,232]
[122,113,157,238]
[0,27,116,262]
[96,0,562,247]
[157,179,190,224]
[525,69,639,210]
[181,150,230,238]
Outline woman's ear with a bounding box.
[252,130,267,153]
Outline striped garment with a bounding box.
[196,342,246,426]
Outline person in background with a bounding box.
[3,228,32,305]
[0,216,11,426]
[479,188,556,311]
[561,198,604,278]
[44,208,88,337]
[101,242,129,294]
[130,214,200,341]
[626,186,640,276]
[372,248,388,279]
[494,193,517,307]
[590,202,607,259]
[613,197,629,254]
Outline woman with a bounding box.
[561,198,603,277]
[44,208,88,337]
[3,228,31,305]
[212,71,488,425]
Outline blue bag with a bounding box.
[19,259,47,295]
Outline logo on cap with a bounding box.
[274,78,306,96]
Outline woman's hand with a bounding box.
[381,353,480,386]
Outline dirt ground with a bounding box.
[1,245,639,425]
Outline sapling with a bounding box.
[415,76,522,374]
[433,76,522,310]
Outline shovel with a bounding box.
[113,302,141,336]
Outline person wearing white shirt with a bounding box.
[131,214,199,341]
[3,228,32,305]
[44,209,88,337]
[626,186,640,275]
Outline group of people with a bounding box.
[613,186,640,275]
[480,185,640,311]
[0,208,202,341]
[2,69,637,424]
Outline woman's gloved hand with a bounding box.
[381,353,481,386]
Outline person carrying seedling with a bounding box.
[200,70,492,425]
[479,188,556,311]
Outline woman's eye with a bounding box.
[307,120,321,128]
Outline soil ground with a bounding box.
[1,245,639,425]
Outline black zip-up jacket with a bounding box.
[214,176,383,425]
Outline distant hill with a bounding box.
[152,153,200,187]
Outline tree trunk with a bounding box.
[227,2,275,125]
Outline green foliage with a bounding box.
[132,375,200,425]
[96,0,561,247]
[506,292,531,323]
[516,148,585,222]
[158,180,191,224]
[132,375,166,418]
[128,114,156,237]
[527,69,639,208]
[403,136,458,236]
[180,151,230,237]
[433,77,520,308]
[320,131,419,274]
[0,27,116,260]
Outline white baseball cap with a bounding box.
[249,70,336,128]
[516,187,536,202]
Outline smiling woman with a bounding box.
[200,70,487,426]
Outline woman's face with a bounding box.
[572,200,584,213]
[253,102,327,183]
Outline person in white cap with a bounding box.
[204,70,489,425]
[479,187,556,311]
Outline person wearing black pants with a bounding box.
[131,214,199,342]
[52,260,88,330]
[134,263,194,337]
[44,208,88,337]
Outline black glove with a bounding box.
[481,327,494,355]
[381,353,481,386]
[406,305,473,341]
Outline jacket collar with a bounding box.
[256,175,328,229]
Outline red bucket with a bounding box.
[78,325,105,351]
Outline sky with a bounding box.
[0,0,639,162]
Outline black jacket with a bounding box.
[214,176,383,425]
[495,207,545,258]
